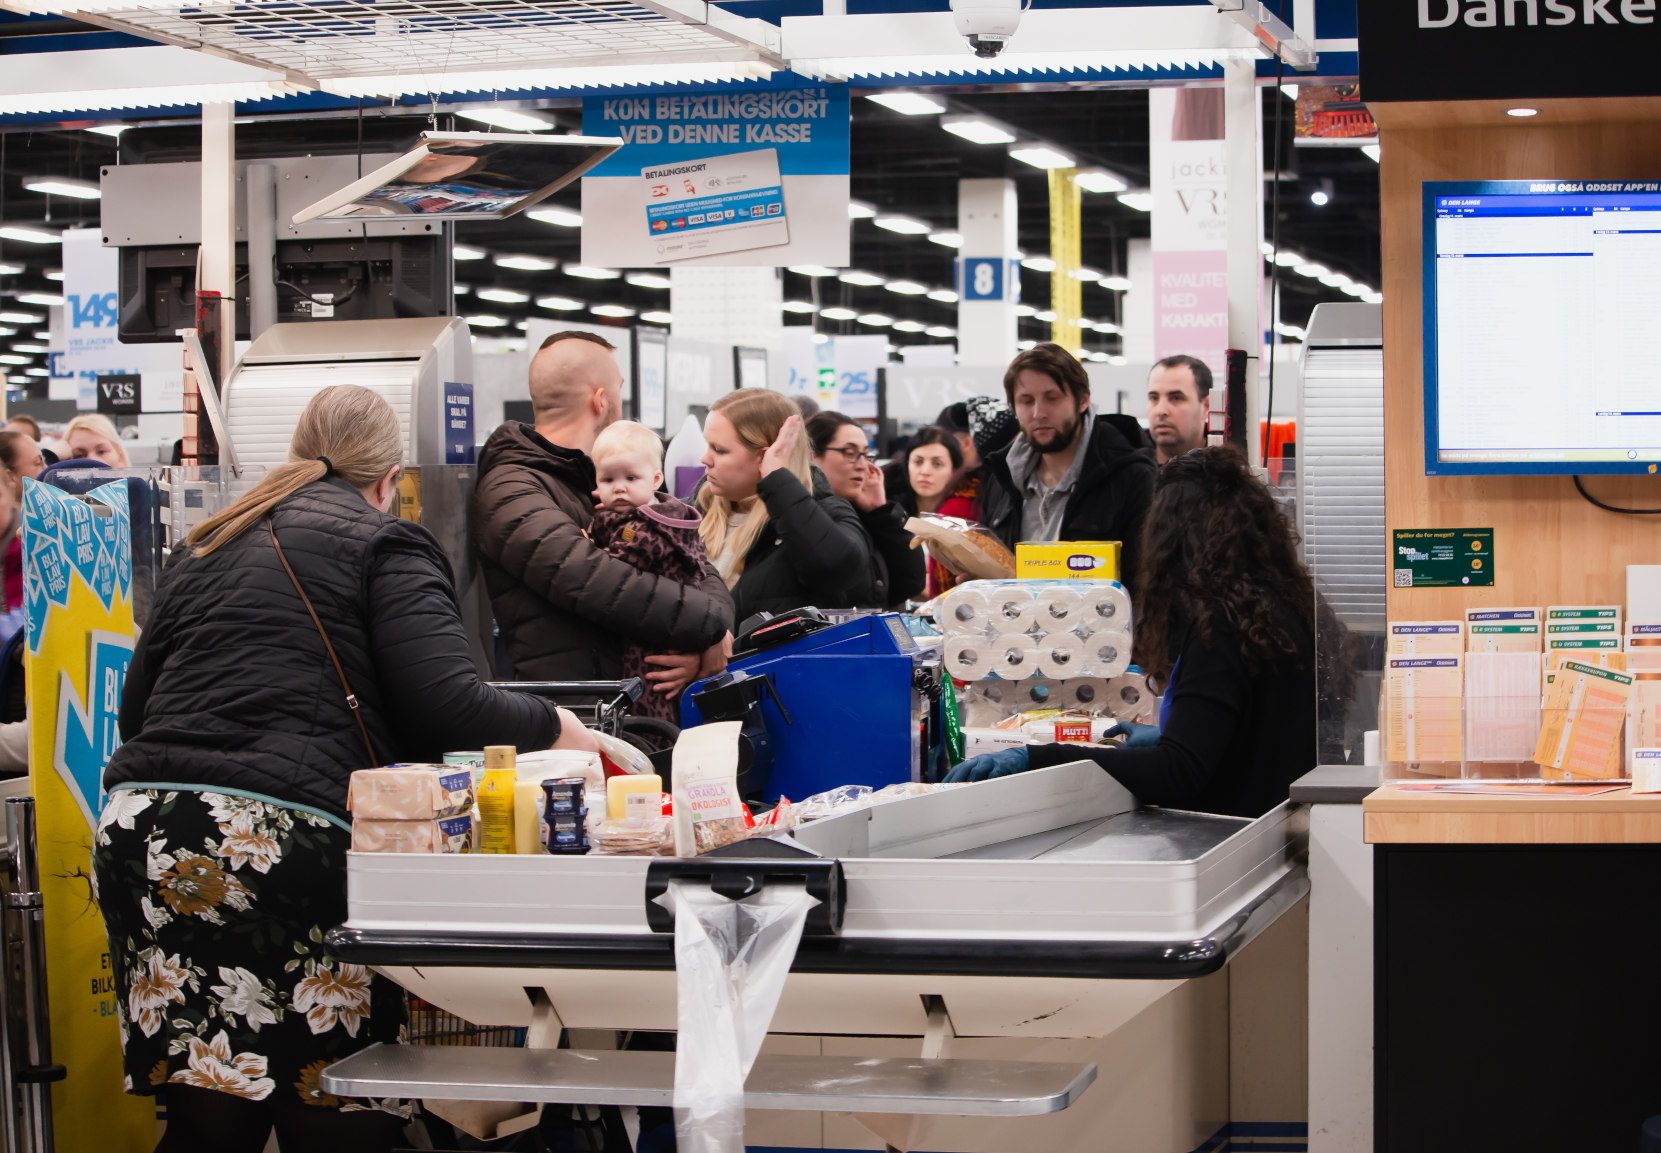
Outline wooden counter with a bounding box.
[1363,784,1661,845]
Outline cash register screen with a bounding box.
[1424,180,1661,476]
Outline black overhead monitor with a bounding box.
[292,130,622,225]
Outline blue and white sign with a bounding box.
[62,228,184,413]
[443,381,475,464]
[957,257,1021,303]
[581,81,850,269]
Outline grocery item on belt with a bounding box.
[607,773,664,821]
[351,814,473,853]
[938,579,1135,683]
[346,765,473,820]
[475,763,517,855]
[671,722,749,856]
[541,778,590,853]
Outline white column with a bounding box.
[1121,238,1155,364]
[200,103,237,386]
[956,178,1018,367]
[1223,58,1264,463]
[669,267,784,352]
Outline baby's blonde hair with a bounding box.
[591,420,664,471]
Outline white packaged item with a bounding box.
[351,814,473,853]
[939,579,1135,685]
[346,766,473,820]
[671,722,749,856]
[1631,748,1661,793]
[961,727,1026,756]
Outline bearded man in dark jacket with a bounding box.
[978,342,1156,594]
[473,331,734,701]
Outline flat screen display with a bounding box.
[292,131,621,225]
[1424,179,1661,476]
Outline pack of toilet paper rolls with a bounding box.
[957,673,1156,727]
[939,580,1134,681]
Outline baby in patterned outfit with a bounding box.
[588,420,711,723]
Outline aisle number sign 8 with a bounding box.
[957,257,1021,303]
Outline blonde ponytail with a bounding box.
[697,389,813,583]
[188,384,403,556]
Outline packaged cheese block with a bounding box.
[346,765,474,820]
[351,814,473,853]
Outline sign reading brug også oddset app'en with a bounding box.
[580,81,850,270]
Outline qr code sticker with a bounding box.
[1394,569,1413,588]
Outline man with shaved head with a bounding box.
[474,331,734,693]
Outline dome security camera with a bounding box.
[949,0,1024,58]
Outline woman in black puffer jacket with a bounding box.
[697,388,868,625]
[95,385,595,1153]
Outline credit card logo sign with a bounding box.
[651,184,669,198]
[750,206,765,217]
[766,202,782,215]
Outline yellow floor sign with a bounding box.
[23,477,154,1150]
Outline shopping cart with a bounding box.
[491,678,680,760]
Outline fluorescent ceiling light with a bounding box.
[1034,309,1056,323]
[527,205,583,228]
[1014,304,1038,318]
[1074,169,1129,194]
[23,177,100,200]
[1310,189,1330,207]
[925,325,956,339]
[537,295,584,311]
[1320,271,1350,289]
[857,313,893,327]
[0,329,14,337]
[1260,241,1275,257]
[14,293,63,307]
[85,125,127,138]
[1087,319,1122,334]
[24,367,48,376]
[1507,107,1539,118]
[941,115,1016,145]
[788,264,838,277]
[1108,355,1127,366]
[928,230,962,249]
[892,319,927,332]
[1085,351,1109,363]
[457,108,559,132]
[1275,322,1306,339]
[1016,340,1037,351]
[1361,291,1384,304]
[820,306,859,321]
[514,320,530,331]
[320,61,774,100]
[812,333,829,344]
[0,355,32,365]
[1294,261,1328,278]
[465,314,509,328]
[847,200,877,220]
[453,244,489,262]
[1020,255,1056,273]
[927,288,958,303]
[1272,250,1304,267]
[640,310,673,325]
[496,254,556,272]
[591,304,635,318]
[44,270,63,281]
[626,272,672,290]
[866,92,946,116]
[1340,282,1368,298]
[1362,144,1381,163]
[11,343,47,354]
[1009,143,1076,170]
[475,287,529,304]
[453,284,470,295]
[0,224,62,245]
[0,312,43,324]
[1072,266,1102,281]
[782,301,819,314]
[1099,275,1132,292]
[1116,191,1154,212]
[838,270,886,287]
[873,214,931,235]
[565,265,620,280]
[0,263,20,276]
[886,280,928,295]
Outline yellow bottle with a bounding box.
[476,746,517,854]
[514,777,548,854]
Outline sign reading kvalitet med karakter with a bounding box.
[580,82,850,269]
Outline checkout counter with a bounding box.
[326,756,1312,1151]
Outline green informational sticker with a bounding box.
[1392,527,1495,588]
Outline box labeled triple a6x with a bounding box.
[1016,540,1121,581]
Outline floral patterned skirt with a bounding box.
[91,787,408,1113]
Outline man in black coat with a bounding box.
[473,331,734,700]
[978,342,1156,592]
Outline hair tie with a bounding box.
[316,456,334,475]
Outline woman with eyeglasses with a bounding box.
[806,411,925,608]
[947,447,1321,819]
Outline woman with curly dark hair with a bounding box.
[947,446,1319,818]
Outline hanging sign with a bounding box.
[22,477,153,1151]
[63,228,186,414]
[1149,87,1230,380]
[580,81,851,269]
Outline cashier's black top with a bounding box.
[1028,606,1316,818]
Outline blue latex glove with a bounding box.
[943,746,1031,784]
[1117,721,1161,749]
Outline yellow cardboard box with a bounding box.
[1015,540,1121,581]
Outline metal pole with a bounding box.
[246,162,278,340]
[1223,57,1264,467]
[0,811,18,1153]
[6,800,56,1153]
